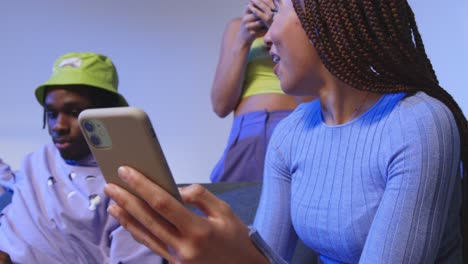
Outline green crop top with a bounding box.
[242,38,284,98]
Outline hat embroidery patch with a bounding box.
[58,57,82,69]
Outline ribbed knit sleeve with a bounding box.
[254,101,320,262]
[359,93,462,263]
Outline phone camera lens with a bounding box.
[90,134,101,146]
[84,121,94,132]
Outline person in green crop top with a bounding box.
[210,0,313,182]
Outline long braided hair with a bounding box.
[291,0,467,258]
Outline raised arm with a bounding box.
[210,17,255,118]
[211,0,276,117]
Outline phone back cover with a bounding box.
[78,107,181,201]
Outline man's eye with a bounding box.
[70,109,82,117]
[46,111,57,119]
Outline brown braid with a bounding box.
[291,0,468,260]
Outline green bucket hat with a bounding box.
[35,51,128,106]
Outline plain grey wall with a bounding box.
[1,0,466,184]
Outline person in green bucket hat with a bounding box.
[35,52,128,128]
[0,52,162,263]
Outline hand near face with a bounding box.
[104,166,268,264]
[248,0,276,28]
[239,0,276,43]
[0,251,12,264]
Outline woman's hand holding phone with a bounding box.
[104,166,269,264]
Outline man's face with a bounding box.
[45,86,94,161]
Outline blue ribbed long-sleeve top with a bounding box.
[253,92,462,263]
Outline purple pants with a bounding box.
[210,109,292,182]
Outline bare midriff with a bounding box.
[234,93,298,116]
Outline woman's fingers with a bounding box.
[241,7,267,40]
[107,203,175,262]
[180,184,235,220]
[116,166,195,224]
[251,0,275,13]
[104,178,182,248]
[242,14,266,34]
[105,167,266,263]
[246,21,266,34]
[113,167,226,236]
[247,0,275,28]
[242,12,259,24]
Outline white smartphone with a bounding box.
[78,107,181,202]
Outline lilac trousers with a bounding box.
[210,109,292,182]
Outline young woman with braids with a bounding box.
[104,0,467,263]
